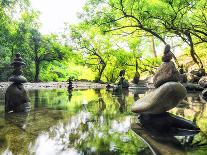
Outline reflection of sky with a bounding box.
[30,111,90,155]
[29,111,132,155]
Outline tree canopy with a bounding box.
[0,0,207,82]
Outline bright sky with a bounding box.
[31,0,86,34]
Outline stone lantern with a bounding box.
[5,53,30,113]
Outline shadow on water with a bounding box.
[0,88,207,154]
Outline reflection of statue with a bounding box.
[94,89,106,117]
[4,112,29,130]
[115,89,129,113]
[5,53,30,113]
[68,90,73,102]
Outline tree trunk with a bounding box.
[186,31,203,68]
[34,60,40,82]
[136,59,138,72]
[96,64,106,82]
[151,37,157,57]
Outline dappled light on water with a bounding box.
[0,88,207,154]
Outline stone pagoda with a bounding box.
[5,53,30,113]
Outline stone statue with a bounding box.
[67,77,73,90]
[5,53,30,113]
[179,64,187,83]
[153,44,180,88]
[117,70,129,88]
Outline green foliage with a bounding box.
[0,0,206,82]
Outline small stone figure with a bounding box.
[179,64,185,74]
[133,71,140,85]
[5,53,30,113]
[162,44,173,62]
[68,77,73,91]
[117,70,129,88]
[153,44,180,88]
[179,64,187,83]
[106,83,112,90]
[133,59,140,84]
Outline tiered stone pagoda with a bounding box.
[5,53,30,113]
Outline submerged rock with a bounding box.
[153,61,180,88]
[131,82,187,114]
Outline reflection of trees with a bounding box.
[34,90,39,109]
[68,90,73,102]
[0,109,64,155]
[170,92,207,152]
[94,89,106,117]
[114,89,129,113]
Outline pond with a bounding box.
[0,88,207,155]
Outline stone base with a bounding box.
[5,83,30,113]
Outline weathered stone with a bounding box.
[133,71,140,84]
[153,61,180,88]
[5,53,30,113]
[162,52,173,62]
[198,76,207,88]
[182,83,204,92]
[5,83,30,112]
[187,73,200,83]
[131,82,187,114]
[118,77,129,88]
[179,74,187,83]
[9,75,27,83]
[190,68,205,78]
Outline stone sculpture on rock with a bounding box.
[5,53,30,113]
[179,64,187,83]
[117,70,129,89]
[132,44,186,114]
[131,44,199,136]
[153,44,180,88]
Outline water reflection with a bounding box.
[0,88,206,154]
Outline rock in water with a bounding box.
[153,61,180,88]
[179,74,187,83]
[199,76,207,88]
[131,82,187,114]
[182,83,204,92]
[5,83,30,112]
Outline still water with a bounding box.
[0,88,207,155]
